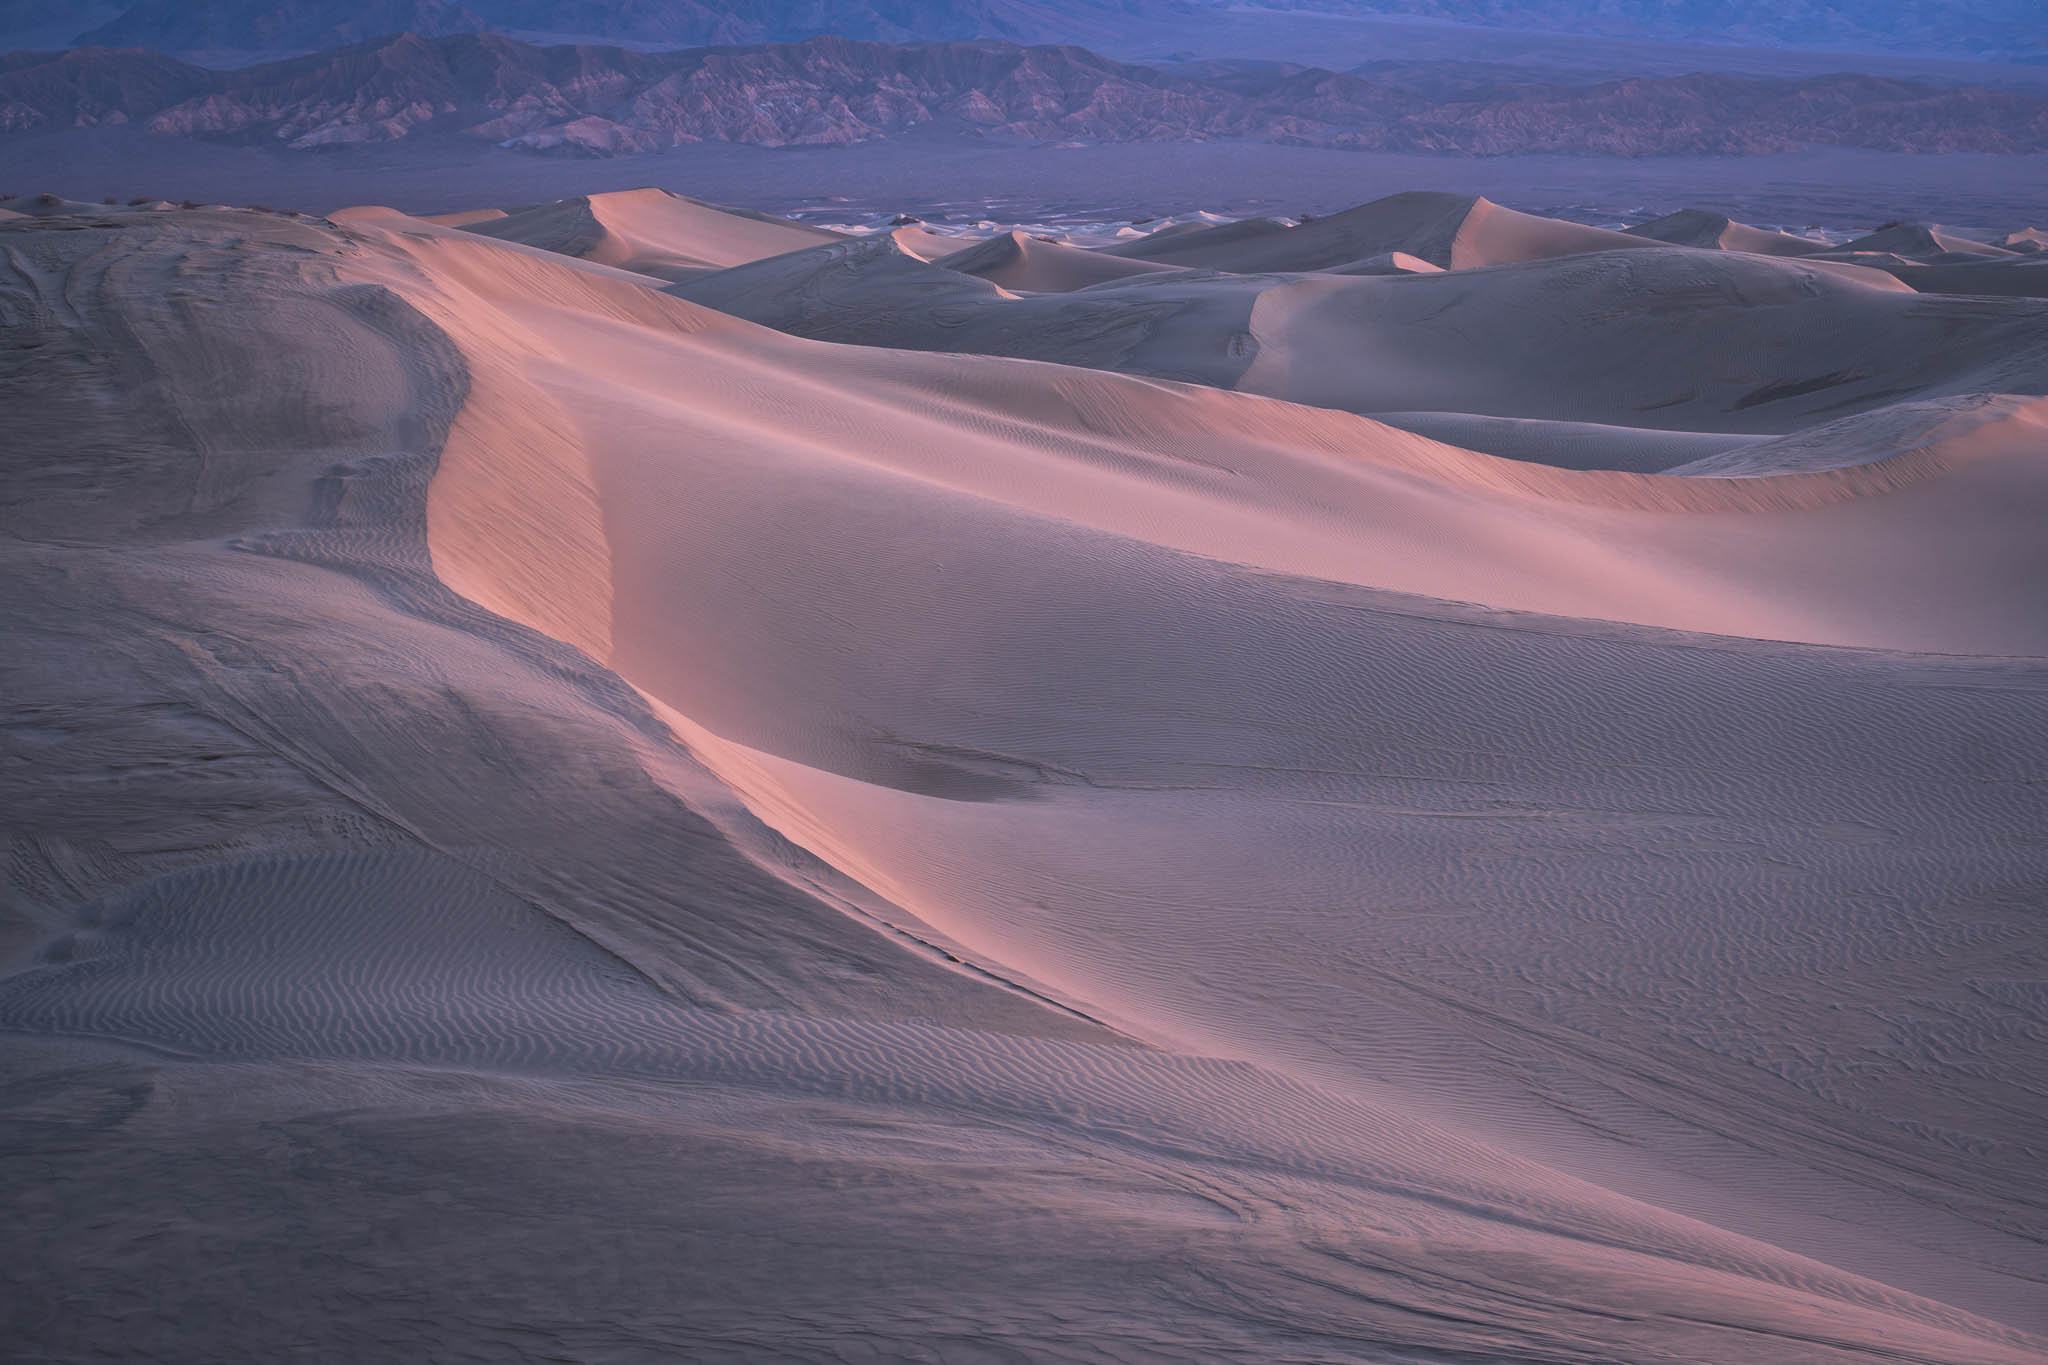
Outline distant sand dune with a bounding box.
[461,186,845,281]
[1625,207,1828,256]
[675,232,2043,443]
[937,229,1187,291]
[1107,191,1671,271]
[1835,222,2017,259]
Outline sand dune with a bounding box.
[3,198,2045,1363]
[1624,207,1827,255]
[1106,191,1673,271]
[419,206,510,227]
[936,229,1187,291]
[0,193,134,216]
[1321,249,1443,275]
[1838,253,2048,299]
[460,186,845,281]
[884,222,978,260]
[1368,411,1763,471]
[1833,222,2017,259]
[676,232,2043,438]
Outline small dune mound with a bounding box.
[886,224,969,261]
[0,193,118,218]
[936,229,1185,292]
[1102,213,1293,262]
[1624,208,1825,256]
[673,234,1020,344]
[1834,222,2016,260]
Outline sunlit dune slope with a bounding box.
[460,186,845,281]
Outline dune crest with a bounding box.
[1625,207,1827,255]
[936,228,1188,291]
[1105,190,1673,271]
[675,228,2041,446]
[460,186,845,280]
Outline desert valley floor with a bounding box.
[2,185,2046,1362]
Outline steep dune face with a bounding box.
[3,204,2046,1362]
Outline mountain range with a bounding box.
[3,33,2045,156]
[4,0,2043,65]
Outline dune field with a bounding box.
[2,186,2045,1363]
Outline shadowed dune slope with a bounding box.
[2,204,2045,1363]
[1845,254,2048,299]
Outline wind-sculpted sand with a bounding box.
[2,191,2045,1364]
[1102,191,1668,271]
[676,228,2043,439]
[460,186,846,280]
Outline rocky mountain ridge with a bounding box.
[23,0,2047,64]
[3,33,2044,156]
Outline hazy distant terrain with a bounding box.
[1256,0,2048,61]
[11,0,2045,63]
[4,34,2047,159]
